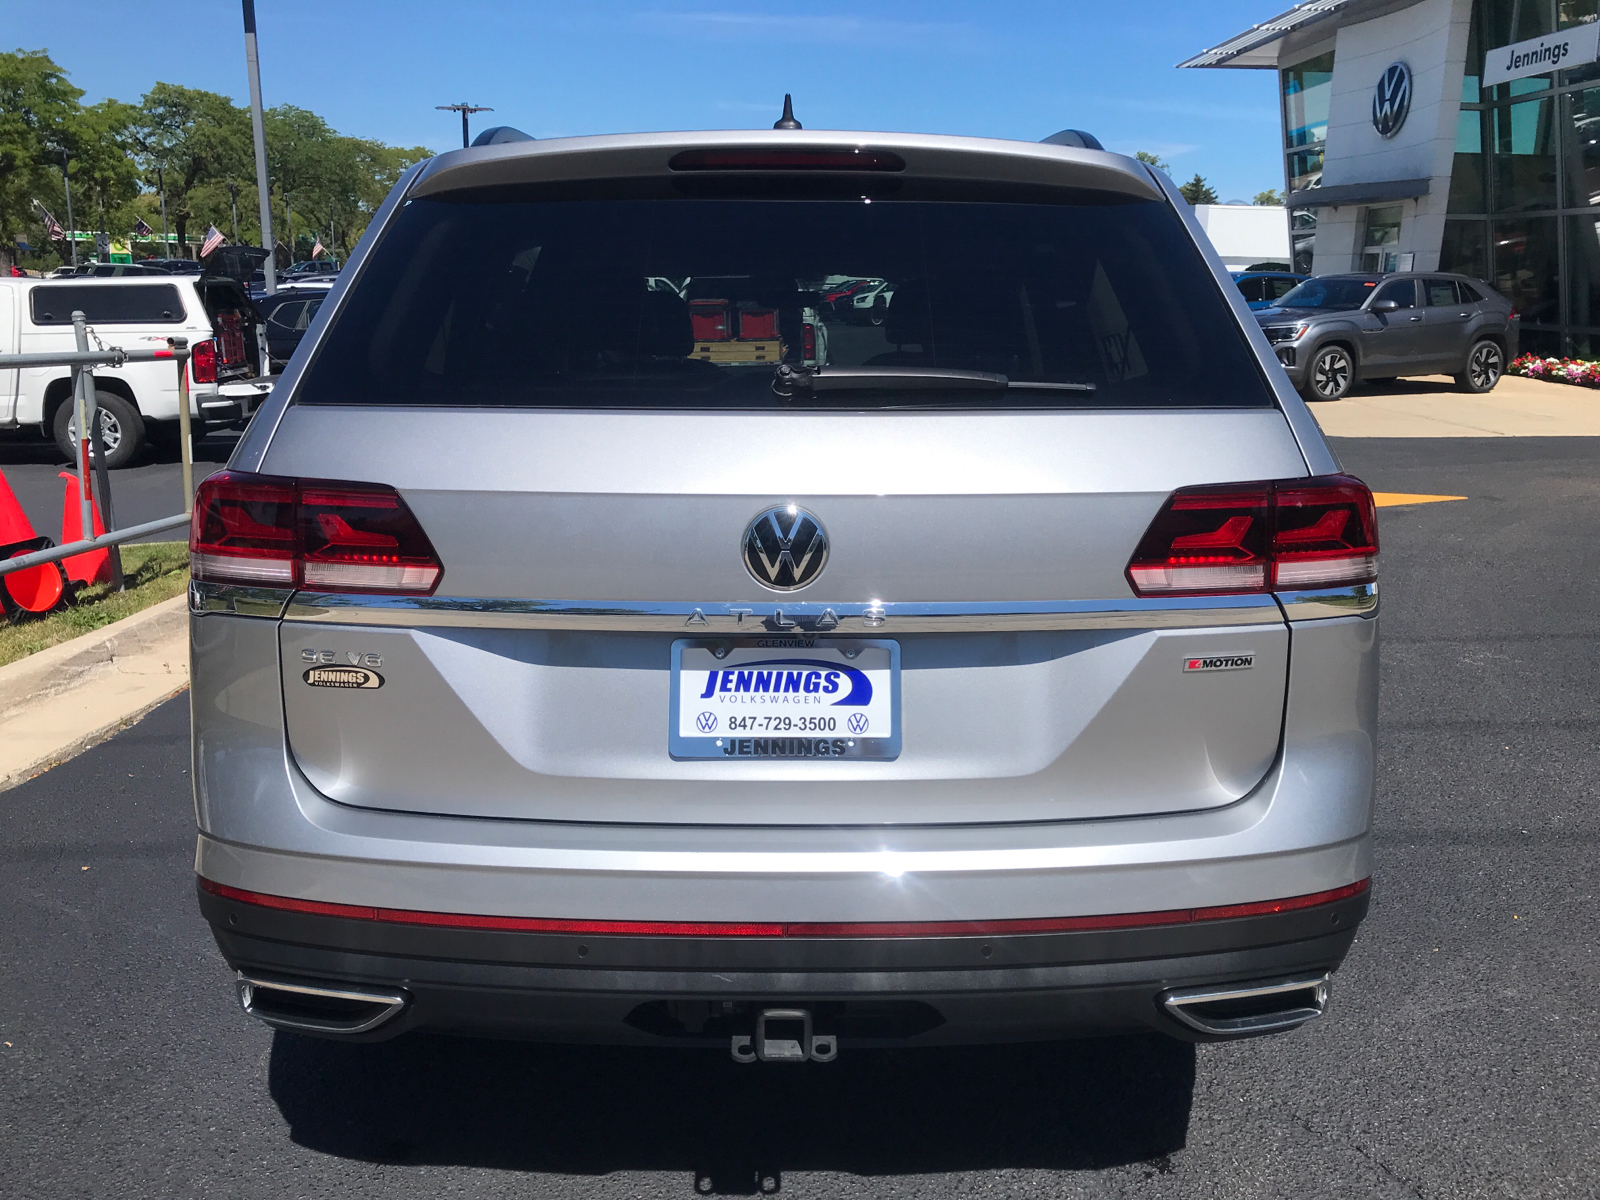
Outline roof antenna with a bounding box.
[774,94,802,130]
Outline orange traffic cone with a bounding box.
[0,467,35,545]
[0,467,66,615]
[59,471,112,586]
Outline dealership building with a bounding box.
[1184,0,1600,355]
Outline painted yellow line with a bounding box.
[1372,492,1467,507]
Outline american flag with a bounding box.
[35,201,65,242]
[200,225,226,258]
[132,217,153,238]
[311,236,325,259]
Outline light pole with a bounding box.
[228,182,239,243]
[436,102,493,149]
[156,165,169,260]
[55,144,78,268]
[243,0,277,294]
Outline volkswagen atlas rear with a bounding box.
[191,126,1376,1057]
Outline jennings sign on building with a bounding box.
[1183,0,1600,357]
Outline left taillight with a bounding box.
[190,471,443,594]
[1126,473,1377,596]
[191,338,218,384]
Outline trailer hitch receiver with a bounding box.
[731,1008,837,1063]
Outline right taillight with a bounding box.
[190,471,443,594]
[191,338,218,384]
[802,322,817,361]
[1127,474,1377,596]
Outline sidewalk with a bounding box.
[1310,374,1600,437]
[0,594,188,792]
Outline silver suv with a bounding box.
[1258,272,1519,402]
[190,125,1377,1058]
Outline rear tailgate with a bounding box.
[267,407,1299,825]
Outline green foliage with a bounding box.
[0,49,434,268]
[1177,174,1219,205]
[1253,189,1283,206]
[1134,150,1170,173]
[0,542,189,668]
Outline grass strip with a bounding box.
[0,542,189,669]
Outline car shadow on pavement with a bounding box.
[269,1030,1194,1188]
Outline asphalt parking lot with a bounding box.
[2,434,1598,1198]
[0,429,237,542]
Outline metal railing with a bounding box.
[0,311,197,581]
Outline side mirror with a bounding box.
[1371,299,1401,313]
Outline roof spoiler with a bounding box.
[1041,129,1104,150]
[471,126,535,147]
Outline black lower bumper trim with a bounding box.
[199,883,1367,1046]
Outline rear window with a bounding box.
[30,283,186,325]
[297,183,1273,410]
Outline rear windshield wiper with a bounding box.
[772,364,1095,397]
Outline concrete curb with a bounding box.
[0,593,189,793]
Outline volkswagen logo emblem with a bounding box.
[1372,62,1411,139]
[743,504,828,590]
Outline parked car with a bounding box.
[281,260,339,279]
[139,258,206,275]
[257,290,325,369]
[1256,273,1518,400]
[0,274,269,466]
[849,279,895,324]
[1232,270,1307,310]
[193,125,1377,1058]
[249,274,334,301]
[74,262,170,277]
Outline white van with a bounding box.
[0,275,269,467]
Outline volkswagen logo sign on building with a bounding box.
[743,505,828,590]
[1372,62,1412,138]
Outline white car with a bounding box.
[851,280,894,324]
[0,275,269,467]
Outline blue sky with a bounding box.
[9,0,1288,201]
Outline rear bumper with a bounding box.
[200,880,1368,1045]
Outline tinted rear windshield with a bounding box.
[30,283,186,324]
[297,184,1273,410]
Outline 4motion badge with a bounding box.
[1183,654,1254,673]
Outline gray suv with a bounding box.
[189,125,1377,1059]
[1258,272,1518,401]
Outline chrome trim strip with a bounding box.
[190,579,294,620]
[1161,973,1330,1038]
[280,593,1286,632]
[1277,582,1378,622]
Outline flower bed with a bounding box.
[1508,353,1600,387]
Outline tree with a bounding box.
[1134,150,1170,173]
[122,83,252,251]
[1,48,432,266]
[1254,188,1283,206]
[1178,174,1219,205]
[0,49,85,269]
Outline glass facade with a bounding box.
[1281,50,1333,274]
[1443,0,1600,352]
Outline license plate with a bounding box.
[670,638,900,761]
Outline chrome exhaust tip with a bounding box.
[236,972,409,1036]
[1161,973,1330,1038]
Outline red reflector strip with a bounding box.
[200,878,1368,938]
